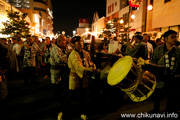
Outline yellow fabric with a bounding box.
[57,112,63,120]
[68,50,86,78]
[68,50,93,90]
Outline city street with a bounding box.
[1,0,180,119]
[5,73,167,120]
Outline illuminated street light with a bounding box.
[131,14,135,19]
[148,5,153,11]
[120,19,124,24]
[73,30,76,35]
[108,21,112,23]
[62,31,65,35]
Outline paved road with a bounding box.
[6,74,167,120]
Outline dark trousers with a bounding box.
[44,63,51,76]
[17,56,24,73]
[54,79,69,105]
[166,78,180,112]
[166,87,180,112]
[0,98,7,120]
[61,88,87,118]
[23,67,36,86]
[151,88,165,111]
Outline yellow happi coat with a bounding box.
[68,49,94,90]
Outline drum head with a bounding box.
[107,56,133,86]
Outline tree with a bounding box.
[103,17,124,38]
[2,10,30,38]
[103,17,130,41]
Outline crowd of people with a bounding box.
[0,34,98,120]
[136,30,180,114]
[102,30,180,114]
[0,29,180,120]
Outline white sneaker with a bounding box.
[57,112,63,120]
[80,114,88,120]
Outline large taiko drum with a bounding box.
[107,56,156,102]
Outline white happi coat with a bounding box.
[68,49,94,90]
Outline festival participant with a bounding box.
[137,30,180,113]
[50,35,69,105]
[128,34,148,60]
[57,36,98,120]
[42,37,53,79]
[23,35,40,86]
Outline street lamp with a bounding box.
[73,30,76,36]
[148,5,153,11]
[120,19,124,24]
[86,28,89,32]
[62,31,65,35]
[131,14,135,19]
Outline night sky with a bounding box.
[51,0,106,36]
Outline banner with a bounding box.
[108,40,119,54]
[79,18,89,23]
[129,0,142,7]
[79,18,89,28]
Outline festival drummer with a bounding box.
[57,36,99,120]
[137,30,180,113]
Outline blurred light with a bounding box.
[120,19,124,24]
[62,31,65,35]
[1,17,8,22]
[73,30,76,35]
[0,34,10,38]
[108,21,111,23]
[148,5,153,11]
[131,14,135,19]
[92,32,97,38]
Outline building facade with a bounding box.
[0,0,31,37]
[76,18,91,36]
[106,0,180,40]
[91,12,106,38]
[5,0,30,8]
[106,0,145,38]
[151,0,180,35]
[106,0,120,21]
[5,0,53,38]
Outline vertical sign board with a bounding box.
[79,18,89,28]
[129,0,142,7]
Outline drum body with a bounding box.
[107,56,156,102]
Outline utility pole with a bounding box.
[127,5,130,41]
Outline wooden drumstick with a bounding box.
[101,49,122,70]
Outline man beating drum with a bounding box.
[57,36,100,120]
[137,30,180,113]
